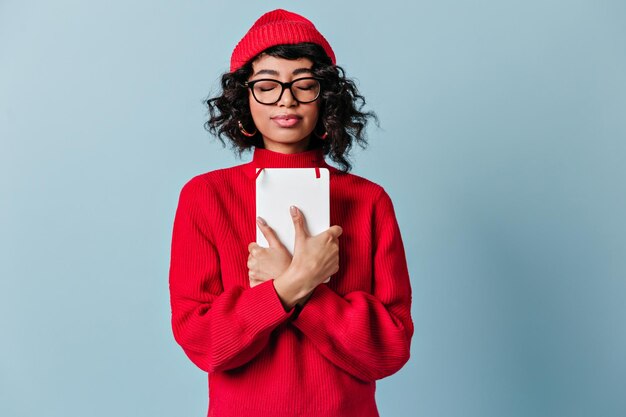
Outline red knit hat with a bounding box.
[230,9,336,73]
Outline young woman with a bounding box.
[169,9,413,417]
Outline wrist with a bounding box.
[296,291,314,308]
[273,266,313,311]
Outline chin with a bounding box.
[269,131,313,143]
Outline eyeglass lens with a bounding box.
[251,79,320,104]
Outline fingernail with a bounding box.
[256,216,266,225]
[290,206,297,216]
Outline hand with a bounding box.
[247,217,292,288]
[273,205,343,310]
[290,206,343,288]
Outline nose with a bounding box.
[278,86,297,107]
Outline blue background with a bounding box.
[1,1,625,416]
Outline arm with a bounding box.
[169,177,294,373]
[292,188,414,382]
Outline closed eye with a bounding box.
[294,80,318,90]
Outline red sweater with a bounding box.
[169,147,413,417]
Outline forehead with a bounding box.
[250,55,313,77]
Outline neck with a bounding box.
[252,146,328,169]
[262,139,311,154]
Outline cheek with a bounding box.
[248,95,260,120]
[307,104,320,126]
[248,101,269,127]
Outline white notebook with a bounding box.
[255,167,330,282]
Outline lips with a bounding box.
[271,114,302,128]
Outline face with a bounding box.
[247,55,320,153]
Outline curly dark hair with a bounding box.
[204,42,377,173]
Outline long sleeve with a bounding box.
[292,188,414,382]
[169,177,294,373]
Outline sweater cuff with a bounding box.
[235,280,296,331]
[291,284,351,337]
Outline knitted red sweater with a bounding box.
[169,147,413,417]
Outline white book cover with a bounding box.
[255,167,330,282]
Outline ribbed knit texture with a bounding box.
[169,147,413,417]
[230,9,336,72]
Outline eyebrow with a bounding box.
[252,67,313,77]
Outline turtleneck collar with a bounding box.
[245,147,334,179]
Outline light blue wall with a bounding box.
[1,1,625,416]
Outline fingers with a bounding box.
[256,217,283,248]
[249,268,269,288]
[290,206,311,241]
[249,277,262,288]
[328,225,343,238]
[248,242,264,261]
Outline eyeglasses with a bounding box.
[244,77,321,105]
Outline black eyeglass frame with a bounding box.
[243,77,322,105]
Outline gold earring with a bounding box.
[238,120,257,137]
